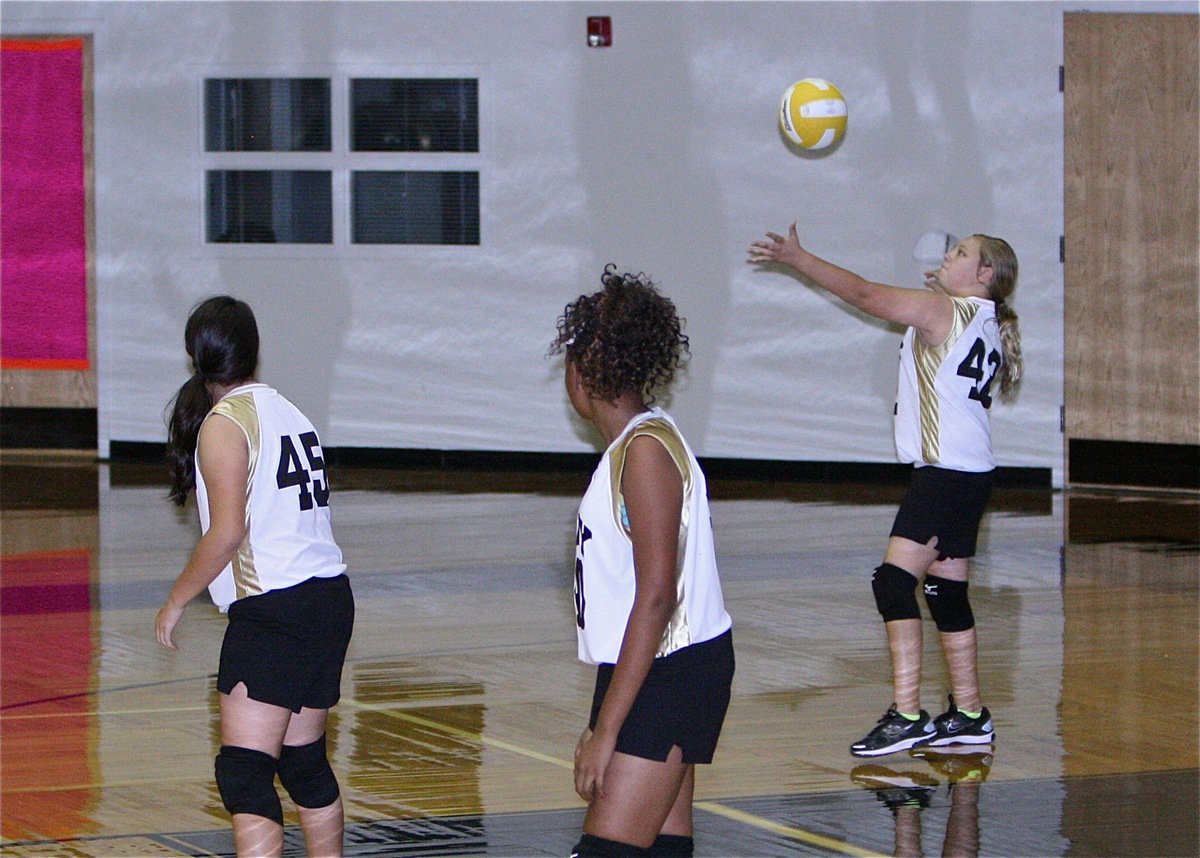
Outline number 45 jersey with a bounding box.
[894,296,1001,473]
[196,382,346,611]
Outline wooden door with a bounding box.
[1063,13,1199,489]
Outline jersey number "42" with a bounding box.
[956,337,1001,409]
[276,432,330,510]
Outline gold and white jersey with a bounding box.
[196,383,346,611]
[574,408,732,666]
[894,296,1000,472]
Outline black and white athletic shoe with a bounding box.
[929,695,995,746]
[850,707,936,757]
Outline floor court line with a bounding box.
[2,775,198,795]
[341,696,879,856]
[0,674,220,712]
[344,697,576,770]
[0,704,212,721]
[694,802,884,857]
[161,838,223,858]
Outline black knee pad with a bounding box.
[649,834,694,856]
[571,833,651,856]
[215,745,282,825]
[277,734,340,809]
[923,574,975,632]
[872,563,921,622]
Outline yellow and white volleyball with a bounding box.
[779,78,848,150]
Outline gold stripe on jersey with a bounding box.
[210,394,264,600]
[912,299,980,465]
[609,417,695,657]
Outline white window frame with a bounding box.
[197,63,486,257]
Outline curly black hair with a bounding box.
[550,264,689,403]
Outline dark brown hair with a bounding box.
[166,296,258,504]
[550,265,689,403]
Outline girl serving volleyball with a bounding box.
[748,223,1021,757]
[552,266,735,857]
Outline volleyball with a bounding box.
[779,78,847,150]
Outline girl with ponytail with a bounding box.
[748,223,1020,759]
[975,234,1023,401]
[157,296,353,857]
[166,296,259,504]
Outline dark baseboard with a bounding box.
[1067,493,1200,544]
[0,407,97,449]
[326,446,600,474]
[699,457,1049,488]
[1069,439,1199,490]
[0,461,100,509]
[106,441,1052,489]
[107,440,165,462]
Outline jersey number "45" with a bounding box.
[276,432,330,510]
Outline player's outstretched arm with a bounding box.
[749,222,951,341]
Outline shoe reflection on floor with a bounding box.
[852,744,993,858]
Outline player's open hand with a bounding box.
[748,221,803,267]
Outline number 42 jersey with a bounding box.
[894,296,1001,473]
[196,382,346,611]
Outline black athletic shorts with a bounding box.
[588,628,734,765]
[217,573,354,713]
[890,466,994,560]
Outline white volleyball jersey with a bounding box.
[196,383,346,611]
[894,296,1000,472]
[574,408,732,665]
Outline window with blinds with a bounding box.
[351,78,478,152]
[352,170,479,244]
[205,78,331,152]
[206,170,332,243]
[203,76,480,246]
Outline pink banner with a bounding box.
[1,38,89,370]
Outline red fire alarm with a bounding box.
[587,16,612,48]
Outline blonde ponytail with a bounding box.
[975,235,1022,401]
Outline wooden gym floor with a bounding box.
[1,456,1197,857]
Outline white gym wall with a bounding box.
[2,1,1189,483]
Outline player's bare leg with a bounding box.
[882,536,940,714]
[230,813,284,858]
[928,557,982,713]
[885,618,924,715]
[659,762,695,837]
[283,707,344,858]
[939,628,981,713]
[582,745,690,848]
[220,685,292,858]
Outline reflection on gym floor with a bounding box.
[1,458,1197,856]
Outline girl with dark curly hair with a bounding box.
[552,266,734,857]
